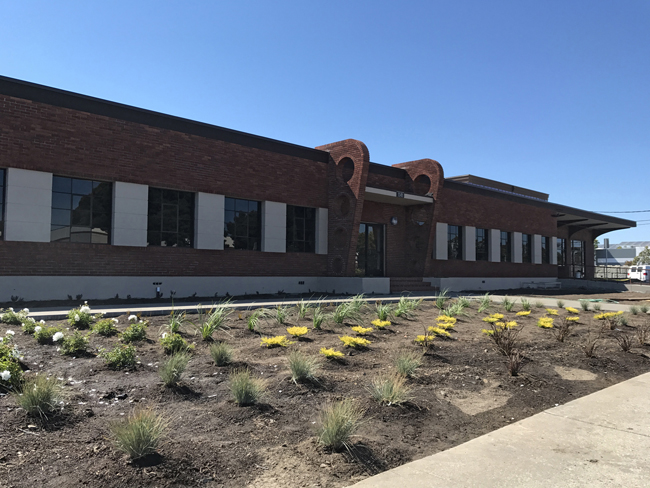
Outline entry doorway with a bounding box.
[356,223,385,277]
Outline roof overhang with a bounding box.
[364,187,433,206]
[552,204,635,232]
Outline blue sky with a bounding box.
[2,1,648,242]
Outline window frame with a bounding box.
[223,197,261,251]
[500,231,512,262]
[286,205,316,253]
[447,225,463,260]
[50,175,113,244]
[0,168,5,240]
[522,234,532,263]
[476,228,489,261]
[146,187,195,248]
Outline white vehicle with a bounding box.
[627,266,650,282]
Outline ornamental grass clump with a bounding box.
[630,306,640,316]
[14,375,63,419]
[312,306,326,330]
[102,343,137,369]
[537,317,554,329]
[434,289,449,310]
[296,299,311,320]
[230,368,266,406]
[210,342,233,366]
[368,373,411,405]
[375,302,393,321]
[501,296,516,312]
[320,347,344,359]
[317,398,365,451]
[274,305,292,325]
[396,296,424,318]
[247,308,271,332]
[332,301,362,325]
[1,307,30,325]
[534,300,545,309]
[640,305,649,314]
[478,293,492,313]
[288,350,320,384]
[579,300,591,311]
[394,350,423,378]
[286,326,309,338]
[167,310,187,334]
[159,352,191,387]
[34,325,64,345]
[92,318,119,337]
[557,300,565,309]
[442,302,468,318]
[110,407,169,460]
[67,302,102,329]
[260,335,295,348]
[593,303,602,312]
[520,298,531,311]
[351,326,373,335]
[160,333,194,354]
[195,302,232,341]
[121,320,148,343]
[339,336,371,348]
[60,330,90,356]
[371,319,391,329]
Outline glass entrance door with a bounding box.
[356,223,384,277]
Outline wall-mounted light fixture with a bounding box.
[390,217,398,226]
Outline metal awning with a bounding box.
[553,205,634,231]
[364,187,433,206]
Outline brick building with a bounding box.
[0,76,635,301]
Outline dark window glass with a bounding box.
[571,240,586,278]
[522,234,532,263]
[147,187,195,247]
[51,176,112,243]
[447,225,462,260]
[287,205,316,253]
[0,169,5,240]
[557,238,566,266]
[476,228,488,261]
[224,197,261,250]
[541,236,550,264]
[500,231,512,262]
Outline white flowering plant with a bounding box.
[34,325,64,345]
[121,320,149,343]
[67,302,103,329]
[21,317,43,335]
[0,334,22,390]
[92,318,120,337]
[60,330,90,356]
[1,307,30,325]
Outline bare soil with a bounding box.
[2,300,650,488]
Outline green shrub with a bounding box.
[159,352,191,387]
[166,310,187,334]
[394,350,423,378]
[1,307,30,325]
[296,299,311,320]
[34,325,63,345]
[395,296,423,319]
[210,342,233,366]
[534,300,545,308]
[274,305,292,325]
[312,306,326,330]
[457,296,471,309]
[14,375,63,418]
[110,407,168,460]
[630,306,639,316]
[556,300,565,309]
[478,293,492,313]
[579,299,591,311]
[229,369,266,406]
[640,305,649,314]
[93,318,119,336]
[368,373,411,405]
[317,398,365,451]
[247,308,271,332]
[520,298,531,311]
[102,344,137,369]
[121,320,148,343]
[60,330,89,356]
[434,288,449,310]
[160,333,194,354]
[67,302,102,329]
[502,296,516,312]
[332,301,362,325]
[0,337,23,390]
[21,317,40,335]
[593,303,602,312]
[288,350,320,384]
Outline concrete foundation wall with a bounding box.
[424,276,558,292]
[0,276,390,302]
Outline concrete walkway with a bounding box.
[351,371,650,488]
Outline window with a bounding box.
[51,176,112,243]
[557,238,567,266]
[571,240,586,278]
[500,231,512,262]
[448,225,462,260]
[476,228,488,261]
[522,234,532,263]
[286,205,315,253]
[0,169,5,240]
[224,197,261,250]
[541,236,550,264]
[147,188,194,247]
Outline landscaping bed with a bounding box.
[1,297,650,488]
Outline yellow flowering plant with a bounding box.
[339,336,371,348]
[351,326,373,335]
[260,335,295,348]
[320,347,344,358]
[286,326,309,338]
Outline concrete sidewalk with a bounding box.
[351,372,650,488]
